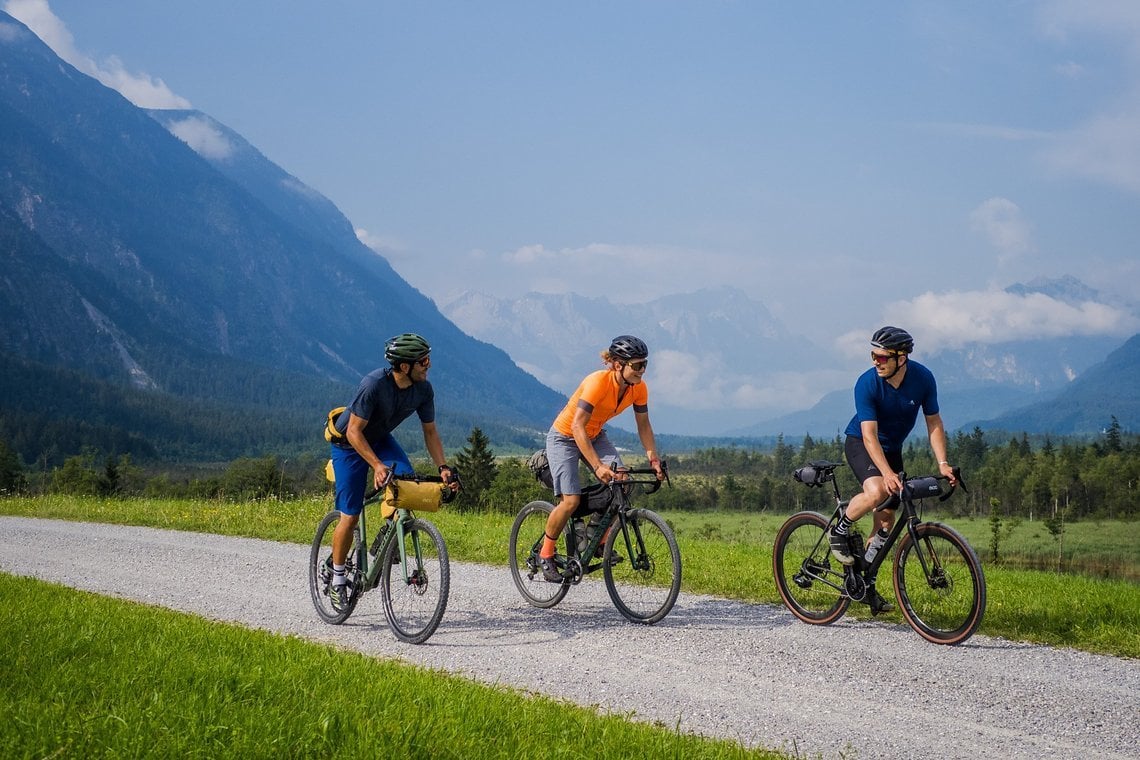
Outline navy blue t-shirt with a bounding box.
[844,360,939,453]
[335,367,435,448]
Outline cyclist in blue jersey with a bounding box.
[327,333,459,610]
[829,326,956,613]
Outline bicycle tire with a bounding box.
[308,510,359,624]
[893,522,986,645]
[772,511,850,625]
[603,508,682,624]
[380,517,450,644]
[508,500,570,608]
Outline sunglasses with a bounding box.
[627,360,648,372]
[871,352,898,365]
[415,355,431,367]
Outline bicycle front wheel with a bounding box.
[604,509,681,624]
[381,518,450,644]
[893,522,986,645]
[309,510,359,624]
[509,500,569,608]
[772,511,850,625]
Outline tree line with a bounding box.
[3,420,1136,522]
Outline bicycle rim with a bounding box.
[604,509,681,624]
[381,518,450,644]
[309,510,359,624]
[894,522,986,645]
[772,511,849,625]
[509,500,569,608]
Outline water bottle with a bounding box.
[864,528,890,563]
[573,519,587,556]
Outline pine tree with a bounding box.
[454,427,498,511]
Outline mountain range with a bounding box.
[0,12,562,464]
[442,284,1139,438]
[1,9,1136,470]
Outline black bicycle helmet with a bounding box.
[870,326,914,354]
[608,334,649,360]
[384,333,431,365]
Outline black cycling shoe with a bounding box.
[828,528,855,565]
[329,581,351,612]
[867,588,895,615]
[539,555,563,583]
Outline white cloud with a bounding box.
[166,116,233,160]
[4,0,190,109]
[355,228,407,256]
[647,350,847,414]
[839,289,1140,355]
[970,198,1034,262]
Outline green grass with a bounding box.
[0,574,786,759]
[2,496,1138,658]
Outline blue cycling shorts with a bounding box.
[330,433,414,516]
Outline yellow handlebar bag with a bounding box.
[382,479,445,518]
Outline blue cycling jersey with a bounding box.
[844,360,939,453]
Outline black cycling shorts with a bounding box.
[844,435,905,485]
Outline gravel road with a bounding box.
[2,516,1137,759]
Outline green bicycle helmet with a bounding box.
[385,333,431,365]
[870,326,914,354]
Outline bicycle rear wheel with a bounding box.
[309,510,359,624]
[380,517,450,644]
[772,511,850,625]
[509,500,570,608]
[893,522,986,645]
[604,509,681,624]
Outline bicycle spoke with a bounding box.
[604,509,681,624]
[894,523,986,645]
[509,501,569,609]
[381,518,449,644]
[772,511,849,625]
[308,511,359,624]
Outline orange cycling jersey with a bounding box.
[553,369,649,439]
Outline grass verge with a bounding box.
[0,574,786,759]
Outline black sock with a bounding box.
[834,514,853,535]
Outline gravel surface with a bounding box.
[2,516,1137,759]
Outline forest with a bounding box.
[3,419,1137,523]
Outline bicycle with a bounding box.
[773,459,986,645]
[509,462,682,625]
[309,469,457,644]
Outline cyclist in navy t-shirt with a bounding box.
[326,333,459,610]
[829,326,956,613]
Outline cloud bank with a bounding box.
[839,288,1140,357]
[4,0,190,109]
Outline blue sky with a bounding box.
[8,0,1140,365]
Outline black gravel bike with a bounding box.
[309,470,455,644]
[773,459,986,645]
[509,463,681,625]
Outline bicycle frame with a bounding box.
[799,466,952,599]
[354,471,454,592]
[562,467,665,582]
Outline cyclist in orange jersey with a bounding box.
[539,335,665,582]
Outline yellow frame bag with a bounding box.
[381,479,445,518]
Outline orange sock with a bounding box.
[541,534,557,558]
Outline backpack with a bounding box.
[324,406,347,444]
[527,449,554,489]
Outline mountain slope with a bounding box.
[0,12,562,462]
[972,333,1140,434]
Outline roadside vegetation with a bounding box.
[0,574,787,760]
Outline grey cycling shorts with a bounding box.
[545,428,623,497]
